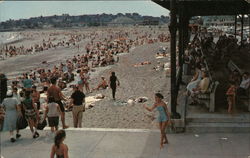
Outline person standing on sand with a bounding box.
[22,90,39,139]
[70,85,85,128]
[47,77,69,129]
[22,74,33,92]
[144,93,171,149]
[31,86,40,110]
[109,72,120,100]
[1,91,21,142]
[44,97,61,134]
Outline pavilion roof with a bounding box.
[153,0,250,16]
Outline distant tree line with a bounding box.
[0,13,169,31]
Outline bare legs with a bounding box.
[159,121,168,149]
[51,126,58,133]
[61,112,68,129]
[227,96,235,114]
[85,82,90,93]
[27,119,39,138]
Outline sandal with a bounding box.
[16,134,21,139]
[33,132,39,138]
[10,138,16,143]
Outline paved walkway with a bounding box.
[0,128,250,158]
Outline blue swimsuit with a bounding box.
[157,106,168,122]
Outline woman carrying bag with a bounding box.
[22,90,40,138]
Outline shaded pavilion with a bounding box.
[152,0,250,118]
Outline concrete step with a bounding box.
[186,113,250,123]
[186,122,250,133]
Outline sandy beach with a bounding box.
[0,26,170,129]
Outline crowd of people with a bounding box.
[184,37,210,105]
[200,32,250,113]
[0,31,99,59]
[0,28,170,147]
[184,31,250,113]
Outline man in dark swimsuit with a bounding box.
[47,77,69,129]
[109,72,120,100]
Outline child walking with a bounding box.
[44,97,62,134]
[226,81,236,114]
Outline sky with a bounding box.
[0,1,169,22]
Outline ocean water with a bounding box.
[0,32,22,45]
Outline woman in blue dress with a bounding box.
[2,91,21,142]
[144,93,170,148]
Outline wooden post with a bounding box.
[241,14,244,45]
[177,5,184,90]
[183,16,190,50]
[235,15,237,38]
[249,14,250,41]
[170,0,181,119]
[249,15,250,41]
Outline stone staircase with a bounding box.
[185,113,250,133]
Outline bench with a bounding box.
[227,60,250,112]
[238,87,250,111]
[196,81,220,112]
[197,44,220,112]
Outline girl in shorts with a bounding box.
[44,97,61,133]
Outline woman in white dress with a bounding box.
[186,64,202,95]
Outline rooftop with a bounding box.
[153,0,250,16]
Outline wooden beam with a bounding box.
[170,0,181,119]
[152,0,250,16]
[235,15,237,38]
[241,14,244,45]
[177,4,184,90]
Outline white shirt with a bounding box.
[240,78,250,90]
[13,93,21,104]
[47,102,60,117]
[76,73,81,82]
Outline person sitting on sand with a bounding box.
[92,77,108,91]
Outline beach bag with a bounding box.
[37,119,47,130]
[17,115,28,130]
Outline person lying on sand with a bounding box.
[92,77,108,91]
[133,61,151,67]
